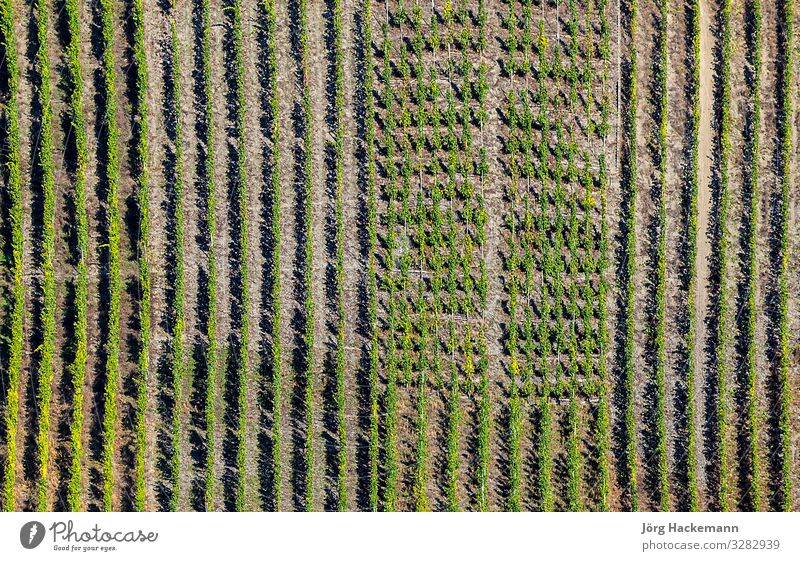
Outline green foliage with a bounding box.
[62,0,89,512]
[131,0,151,512]
[230,0,250,512]
[477,330,490,511]
[166,2,185,512]
[776,0,794,512]
[32,0,56,512]
[199,0,218,512]
[566,393,582,511]
[298,0,316,511]
[98,0,121,512]
[535,395,552,511]
[684,0,700,511]
[742,0,762,512]
[596,154,610,511]
[713,0,732,512]
[0,0,23,514]
[653,0,669,512]
[621,0,639,512]
[332,0,347,512]
[362,0,380,512]
[262,0,283,512]
[507,381,522,511]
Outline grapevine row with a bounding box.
[64,0,89,512]
[0,0,23,513]
[621,0,639,511]
[712,0,731,511]
[98,0,122,512]
[362,0,380,512]
[298,0,316,511]
[198,0,218,511]
[131,0,151,512]
[32,0,56,511]
[332,0,348,511]
[230,0,250,511]
[741,0,762,512]
[380,21,399,511]
[775,0,793,512]
[683,0,700,511]
[166,0,185,511]
[596,0,611,512]
[475,0,491,514]
[652,0,668,511]
[262,0,283,512]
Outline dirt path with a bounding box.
[239,0,262,512]
[206,0,228,512]
[16,0,36,511]
[694,0,715,510]
[173,0,200,512]
[305,0,329,512]
[142,0,168,512]
[272,0,295,511]
[340,0,361,510]
[472,1,505,512]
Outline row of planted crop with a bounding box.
[682,0,700,512]
[505,85,557,512]
[97,0,122,513]
[230,0,249,511]
[407,4,430,512]
[380,21,400,511]
[651,0,668,512]
[31,0,56,512]
[166,0,186,512]
[621,0,639,512]
[0,0,24,514]
[401,4,430,512]
[381,7,418,513]
[475,0,491,512]
[331,0,348,512]
[741,0,762,513]
[198,0,218,511]
[298,0,316,512]
[363,0,381,512]
[428,0,489,511]
[775,0,794,513]
[442,0,490,512]
[262,0,283,512]
[713,0,732,512]
[130,0,151,512]
[64,0,90,512]
[512,119,597,509]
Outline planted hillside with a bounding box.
[0,0,794,513]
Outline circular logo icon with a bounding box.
[20,521,46,549]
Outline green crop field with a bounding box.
[0,0,798,512]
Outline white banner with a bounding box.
[1,512,798,560]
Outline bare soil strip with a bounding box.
[694,0,715,509]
